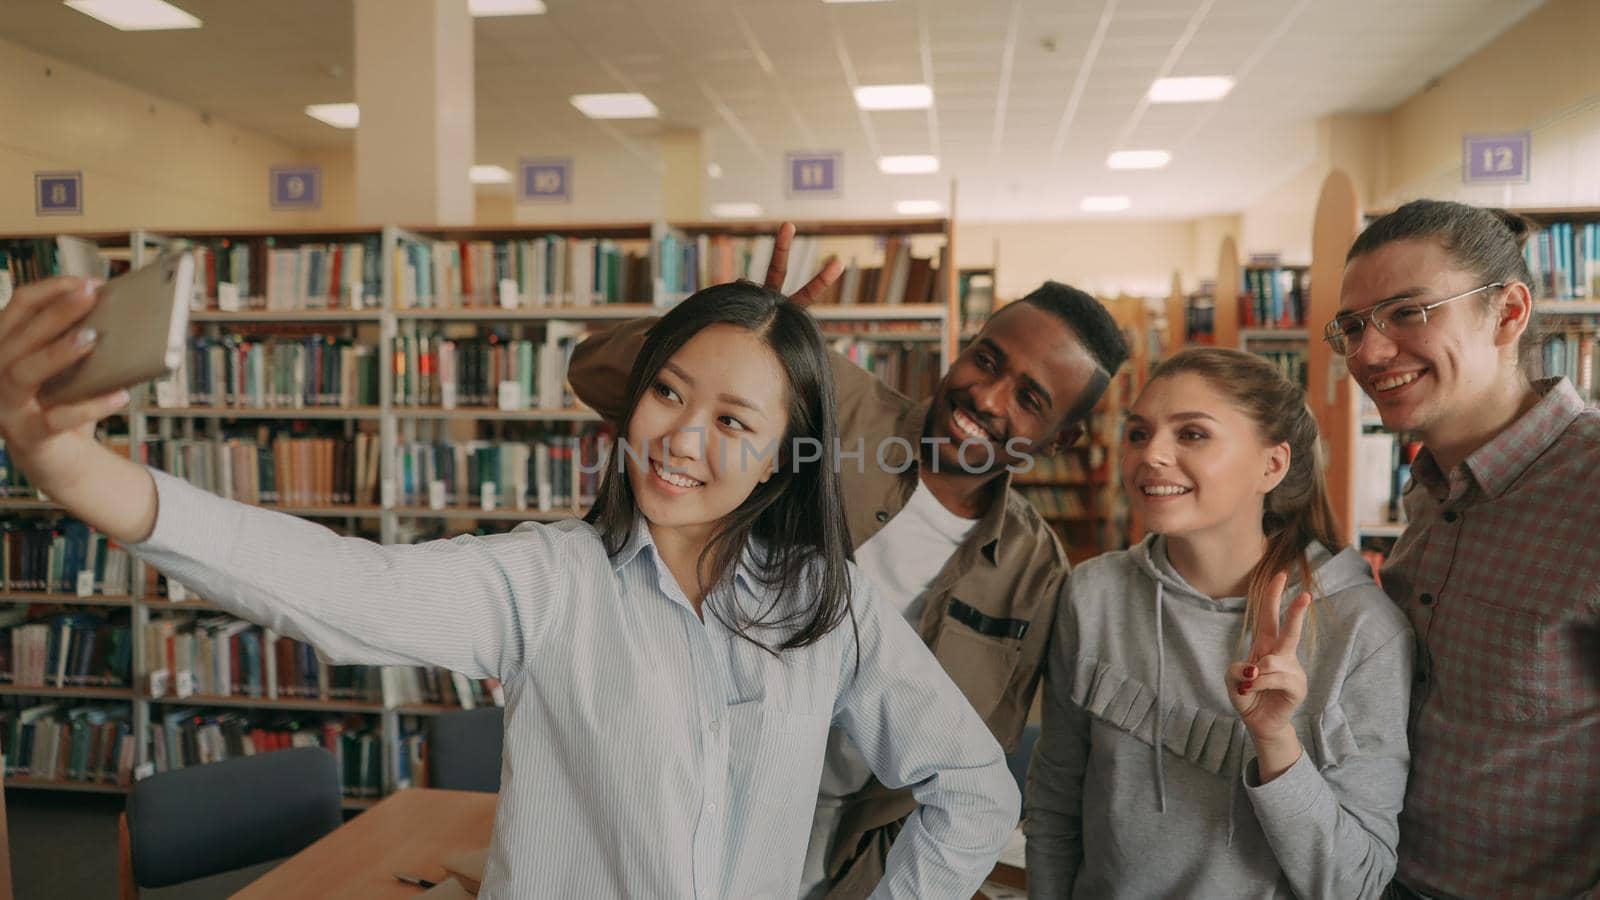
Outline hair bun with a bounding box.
[1487,208,1538,249]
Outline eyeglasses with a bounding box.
[1322,283,1504,356]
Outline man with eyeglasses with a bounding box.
[1333,200,1599,900]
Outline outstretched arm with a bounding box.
[0,277,563,682]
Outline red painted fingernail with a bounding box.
[1238,681,1253,694]
[1243,665,1257,679]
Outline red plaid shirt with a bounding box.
[1384,378,1600,899]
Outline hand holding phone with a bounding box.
[38,251,194,406]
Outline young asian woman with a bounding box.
[0,277,1019,899]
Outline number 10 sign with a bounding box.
[1463,133,1530,184]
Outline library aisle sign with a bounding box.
[271,166,322,210]
[1463,133,1530,184]
[788,152,841,196]
[35,171,83,215]
[520,158,572,203]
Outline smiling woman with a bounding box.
[1025,346,1415,900]
[585,280,855,650]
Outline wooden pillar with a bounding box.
[1214,236,1241,349]
[1306,170,1361,545]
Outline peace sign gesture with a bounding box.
[1226,571,1313,779]
[763,223,844,307]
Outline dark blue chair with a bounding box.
[119,746,343,898]
[427,706,504,793]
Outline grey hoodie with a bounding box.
[1024,536,1414,899]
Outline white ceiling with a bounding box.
[0,0,1547,222]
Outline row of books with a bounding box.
[395,432,608,512]
[392,324,582,410]
[2,609,133,688]
[380,666,504,710]
[0,237,126,310]
[1240,267,1309,329]
[393,237,653,309]
[1541,327,1597,401]
[1012,453,1090,485]
[182,237,383,311]
[150,706,384,797]
[145,615,381,702]
[830,338,942,400]
[153,336,381,409]
[2,702,136,785]
[1524,221,1600,300]
[146,604,508,712]
[1185,297,1217,342]
[656,233,945,307]
[1018,486,1090,519]
[1,519,135,595]
[1355,431,1423,527]
[1251,347,1308,388]
[146,433,382,509]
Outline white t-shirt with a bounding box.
[798,477,978,896]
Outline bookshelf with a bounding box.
[2,216,961,801]
[658,217,958,399]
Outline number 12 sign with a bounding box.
[1463,133,1530,184]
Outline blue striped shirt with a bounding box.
[131,469,1018,898]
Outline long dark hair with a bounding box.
[1147,348,1343,648]
[584,281,855,654]
[1349,199,1540,377]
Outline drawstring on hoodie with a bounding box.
[1153,581,1168,814]
[1154,567,1244,846]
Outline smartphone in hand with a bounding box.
[39,251,195,406]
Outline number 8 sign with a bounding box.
[1463,133,1530,184]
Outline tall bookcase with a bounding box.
[0,217,959,805]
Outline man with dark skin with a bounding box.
[567,225,1130,897]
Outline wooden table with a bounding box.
[233,789,496,899]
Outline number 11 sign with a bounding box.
[1464,133,1530,184]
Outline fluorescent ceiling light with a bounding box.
[878,155,939,175]
[1107,150,1172,170]
[570,93,658,119]
[712,202,763,218]
[1081,196,1131,212]
[469,0,546,15]
[854,84,933,111]
[1148,76,1234,103]
[64,0,200,31]
[895,200,941,215]
[305,103,359,129]
[470,165,512,185]
[706,163,723,179]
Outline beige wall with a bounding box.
[0,36,329,233]
[1380,0,1600,209]
[1237,113,1389,264]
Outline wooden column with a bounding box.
[1306,170,1362,545]
[1214,236,1241,349]
[1164,272,1186,356]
